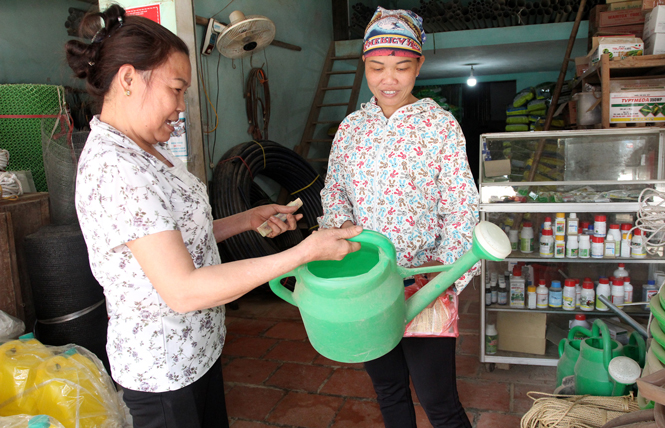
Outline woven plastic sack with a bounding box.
[404,275,459,337]
[0,335,125,428]
[512,87,534,107]
[506,106,528,116]
[0,414,65,428]
[506,115,529,124]
[506,124,529,132]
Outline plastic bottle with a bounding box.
[549,280,563,308]
[567,213,579,236]
[620,223,632,258]
[579,235,591,258]
[510,265,525,308]
[611,278,624,308]
[613,263,629,279]
[631,229,647,258]
[562,279,576,311]
[509,229,519,251]
[604,234,616,258]
[575,278,581,308]
[498,278,508,305]
[540,229,554,258]
[485,324,498,355]
[609,224,621,255]
[555,213,566,236]
[580,221,590,235]
[594,214,607,237]
[580,278,595,311]
[570,314,591,339]
[527,285,537,309]
[554,235,566,258]
[595,277,611,311]
[565,235,578,258]
[520,222,534,253]
[543,216,552,230]
[485,280,492,306]
[536,279,549,309]
[643,279,658,309]
[623,277,633,304]
[491,277,498,304]
[591,236,604,258]
[588,224,595,236]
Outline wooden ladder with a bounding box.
[295,41,364,165]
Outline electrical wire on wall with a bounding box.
[198,47,221,172]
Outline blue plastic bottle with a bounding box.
[549,280,563,308]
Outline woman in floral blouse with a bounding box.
[318,7,478,428]
[66,6,361,428]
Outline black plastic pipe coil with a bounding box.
[211,140,324,263]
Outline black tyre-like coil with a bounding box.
[211,140,323,262]
[23,224,110,373]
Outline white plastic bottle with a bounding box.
[520,222,534,253]
[566,235,579,258]
[620,224,632,258]
[562,279,576,311]
[575,279,581,308]
[580,278,595,311]
[555,213,566,236]
[611,278,624,308]
[527,285,537,309]
[613,263,629,279]
[604,234,616,258]
[498,278,508,305]
[540,229,554,258]
[567,213,579,236]
[536,279,549,309]
[509,229,519,251]
[594,214,607,237]
[623,277,633,304]
[570,314,591,339]
[510,265,525,308]
[555,235,566,258]
[595,277,611,311]
[579,235,591,258]
[591,236,604,258]
[608,224,622,255]
[486,324,498,355]
[631,229,647,258]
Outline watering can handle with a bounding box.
[568,326,592,341]
[348,230,397,262]
[268,271,297,307]
[629,331,646,368]
[591,319,613,369]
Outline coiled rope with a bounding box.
[0,149,22,200]
[245,68,270,141]
[211,140,323,263]
[521,392,640,428]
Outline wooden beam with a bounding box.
[332,0,350,41]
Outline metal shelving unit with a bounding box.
[478,128,665,367]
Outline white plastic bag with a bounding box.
[0,310,25,342]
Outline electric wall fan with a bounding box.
[201,11,276,59]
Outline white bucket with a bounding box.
[573,92,601,126]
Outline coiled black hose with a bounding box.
[211,140,323,263]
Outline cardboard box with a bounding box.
[610,0,643,10]
[646,32,665,53]
[496,312,547,355]
[588,37,644,64]
[592,24,644,39]
[643,0,665,14]
[589,5,610,31]
[565,100,578,125]
[644,6,665,39]
[598,9,646,27]
[610,78,665,123]
[575,56,590,76]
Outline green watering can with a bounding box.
[574,319,641,396]
[269,221,511,363]
[557,326,592,387]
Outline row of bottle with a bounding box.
[510,213,647,259]
[485,263,646,311]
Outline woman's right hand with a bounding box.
[301,226,363,262]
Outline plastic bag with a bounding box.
[0,414,66,428]
[404,275,459,337]
[0,334,125,428]
[0,310,25,342]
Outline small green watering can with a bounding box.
[557,326,592,387]
[574,319,641,396]
[269,221,511,363]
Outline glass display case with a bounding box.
[478,129,665,367]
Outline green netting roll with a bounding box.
[0,84,66,192]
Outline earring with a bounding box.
[125,90,131,96]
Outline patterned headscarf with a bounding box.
[363,7,426,58]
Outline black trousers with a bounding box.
[121,357,229,428]
[363,337,471,428]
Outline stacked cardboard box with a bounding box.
[645,6,665,54]
[588,4,645,50]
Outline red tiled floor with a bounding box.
[330,399,384,428]
[226,317,277,336]
[223,358,279,385]
[512,383,546,414]
[320,367,377,398]
[458,379,511,412]
[313,354,364,370]
[225,385,285,420]
[264,340,319,363]
[475,412,523,428]
[266,391,344,428]
[230,421,276,428]
[415,405,434,427]
[456,354,482,377]
[265,362,333,392]
[264,321,308,340]
[223,337,278,358]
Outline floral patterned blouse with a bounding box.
[76,116,224,392]
[319,97,480,293]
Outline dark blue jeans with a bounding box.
[364,337,471,428]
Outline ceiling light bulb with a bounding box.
[467,66,477,87]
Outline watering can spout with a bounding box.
[404,221,512,322]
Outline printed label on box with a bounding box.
[599,9,646,27]
[610,92,665,122]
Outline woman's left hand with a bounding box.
[249,204,303,238]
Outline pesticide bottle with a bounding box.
[596,277,611,311]
[536,279,549,309]
[580,278,595,311]
[562,279,576,311]
[611,277,624,308]
[567,213,579,236]
[623,277,633,304]
[555,213,566,236]
[631,229,647,258]
[613,263,629,279]
[549,280,563,308]
[520,222,534,253]
[566,235,578,258]
[540,229,554,258]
